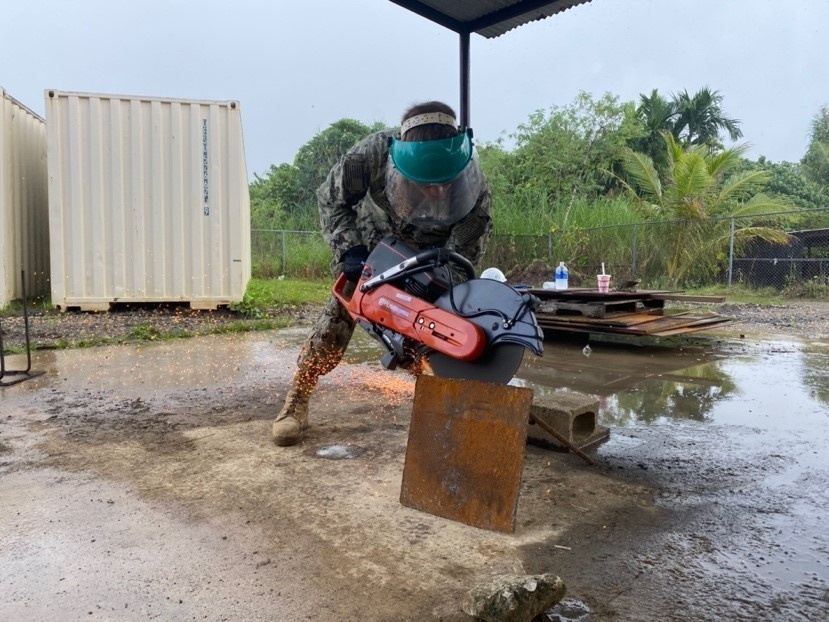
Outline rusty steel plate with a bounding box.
[399,375,534,533]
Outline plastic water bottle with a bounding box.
[554,262,569,290]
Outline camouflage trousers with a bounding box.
[292,292,357,387]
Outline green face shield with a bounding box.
[385,150,484,230]
[388,130,474,184]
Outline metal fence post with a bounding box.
[727,217,735,287]
[631,224,638,275]
[282,230,287,276]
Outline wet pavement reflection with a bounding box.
[341,328,829,431]
[4,325,826,433]
[3,327,827,471]
[346,328,829,609]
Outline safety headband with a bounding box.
[400,112,457,136]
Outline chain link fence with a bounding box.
[252,207,829,293]
[251,229,331,279]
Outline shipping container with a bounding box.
[0,87,49,308]
[45,90,251,310]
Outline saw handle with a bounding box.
[430,248,476,282]
[360,247,476,293]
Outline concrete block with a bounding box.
[528,390,609,450]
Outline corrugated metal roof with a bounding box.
[389,0,594,38]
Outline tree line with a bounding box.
[249,88,829,243]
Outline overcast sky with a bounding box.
[3,0,827,179]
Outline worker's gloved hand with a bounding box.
[341,245,369,283]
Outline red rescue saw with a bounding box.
[332,237,544,384]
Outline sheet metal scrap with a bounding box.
[400,375,534,533]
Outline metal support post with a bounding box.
[0,271,45,387]
[727,217,735,287]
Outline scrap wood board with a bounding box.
[537,310,668,328]
[536,311,733,337]
[625,312,728,335]
[645,315,736,337]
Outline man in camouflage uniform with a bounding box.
[273,101,493,446]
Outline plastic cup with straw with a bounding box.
[597,262,611,293]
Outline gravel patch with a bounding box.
[0,303,321,351]
[670,299,829,339]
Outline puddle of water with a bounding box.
[6,330,826,446]
[514,337,829,432]
[516,334,829,606]
[308,444,366,460]
[542,598,591,621]
[0,330,315,400]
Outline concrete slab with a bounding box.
[2,330,828,621]
[0,335,641,621]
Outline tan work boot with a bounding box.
[272,384,311,446]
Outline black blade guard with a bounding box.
[427,279,544,384]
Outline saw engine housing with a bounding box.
[332,237,543,384]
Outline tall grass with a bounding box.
[485,195,648,284]
[491,187,555,233]
[231,277,332,317]
[245,278,331,306]
[252,230,331,279]
[492,193,641,234]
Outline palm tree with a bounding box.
[672,87,743,148]
[613,133,793,285]
[630,89,678,171]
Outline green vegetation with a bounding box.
[251,232,331,280]
[613,133,796,285]
[480,92,642,232]
[627,87,743,177]
[801,105,829,188]
[129,324,163,341]
[250,118,388,231]
[782,275,829,299]
[247,86,829,295]
[0,296,51,319]
[235,278,331,309]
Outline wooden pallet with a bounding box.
[529,289,733,337]
[537,299,645,318]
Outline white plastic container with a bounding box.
[45,90,251,310]
[0,87,49,308]
[554,261,569,290]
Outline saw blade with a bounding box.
[426,343,525,385]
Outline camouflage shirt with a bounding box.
[317,129,493,275]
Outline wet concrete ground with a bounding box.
[1,326,828,621]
